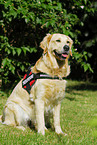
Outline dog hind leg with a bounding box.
[2,106,16,126]
[2,102,29,129]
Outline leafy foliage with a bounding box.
[0,0,97,87]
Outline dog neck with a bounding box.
[31,52,70,78]
[56,59,66,68]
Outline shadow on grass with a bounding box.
[65,80,97,101]
[65,96,76,101]
[67,80,97,91]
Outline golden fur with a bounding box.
[0,33,73,135]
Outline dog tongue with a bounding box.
[62,54,67,57]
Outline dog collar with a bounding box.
[22,69,65,94]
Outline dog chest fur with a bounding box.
[30,79,67,107]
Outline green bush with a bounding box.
[0,0,96,87]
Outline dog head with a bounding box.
[40,33,73,60]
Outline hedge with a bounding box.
[0,0,96,87]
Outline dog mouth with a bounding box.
[54,50,68,60]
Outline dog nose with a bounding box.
[63,45,70,51]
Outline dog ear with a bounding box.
[70,39,73,56]
[40,34,52,53]
[70,49,72,56]
[66,36,73,56]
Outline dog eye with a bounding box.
[56,40,61,42]
[67,41,70,44]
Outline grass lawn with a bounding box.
[0,80,97,145]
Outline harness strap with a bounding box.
[22,69,65,94]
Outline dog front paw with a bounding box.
[38,129,45,135]
[55,126,67,135]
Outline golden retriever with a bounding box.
[0,33,73,135]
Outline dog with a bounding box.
[0,33,73,135]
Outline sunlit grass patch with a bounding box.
[0,80,97,145]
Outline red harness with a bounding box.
[22,69,65,94]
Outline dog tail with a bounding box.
[0,115,2,123]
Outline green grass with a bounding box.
[0,80,97,145]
